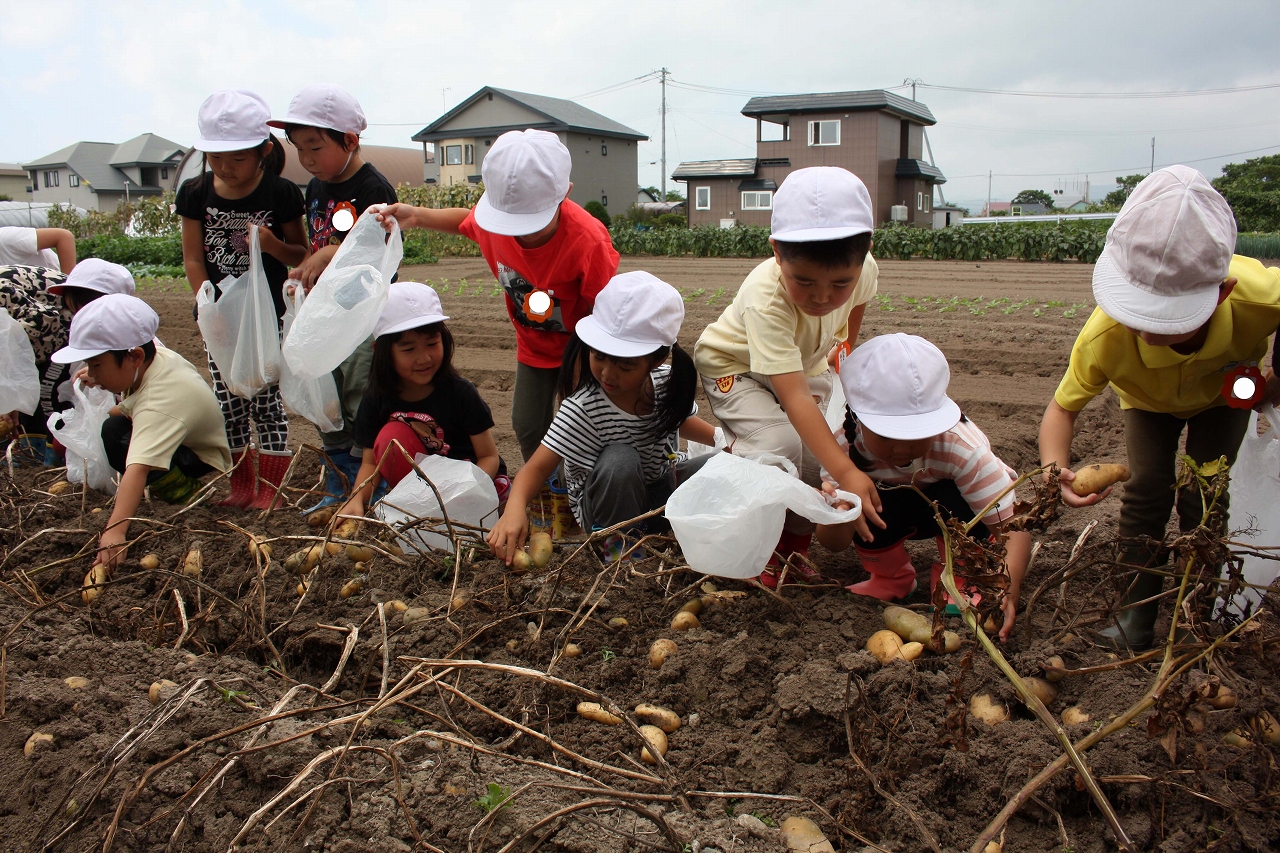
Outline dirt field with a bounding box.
[2,257,1277,853]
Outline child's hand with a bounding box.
[1055,468,1111,508]
[820,481,856,512]
[369,203,417,233]
[1258,370,1280,409]
[486,507,529,566]
[255,224,281,254]
[94,526,128,573]
[837,469,884,542]
[999,595,1018,643]
[288,255,323,291]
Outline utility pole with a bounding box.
[904,78,923,101]
[986,170,992,216]
[1150,137,1155,173]
[441,87,451,114]
[659,67,669,201]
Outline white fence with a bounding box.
[961,212,1117,226]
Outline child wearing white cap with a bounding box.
[816,334,1031,642]
[695,166,883,588]
[487,271,716,564]
[0,225,77,273]
[334,282,508,520]
[273,84,400,510]
[176,89,309,510]
[1040,165,1280,649]
[374,129,619,466]
[51,294,231,573]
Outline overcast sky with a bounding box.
[4,0,1279,211]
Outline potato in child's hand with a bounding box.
[1069,463,1131,496]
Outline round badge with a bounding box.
[523,290,554,321]
[1222,364,1264,409]
[331,201,357,233]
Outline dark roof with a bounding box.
[895,158,946,184]
[738,179,777,191]
[742,90,935,125]
[412,86,647,142]
[109,133,185,166]
[671,159,757,180]
[24,135,187,194]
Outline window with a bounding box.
[68,173,80,187]
[464,144,474,165]
[601,143,607,156]
[808,120,839,146]
[917,192,923,211]
[741,191,772,211]
[161,167,168,179]
[44,170,60,188]
[924,194,930,213]
[601,193,607,207]
[695,186,711,210]
[445,145,463,165]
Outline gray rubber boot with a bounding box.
[1098,570,1164,651]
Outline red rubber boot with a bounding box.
[758,531,822,589]
[217,450,256,508]
[249,450,292,510]
[848,541,918,600]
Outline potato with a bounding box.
[563,643,582,659]
[296,581,308,597]
[388,599,408,612]
[900,641,924,662]
[450,591,472,611]
[340,576,364,599]
[307,507,334,527]
[182,548,203,578]
[248,538,271,562]
[1207,685,1237,710]
[64,676,90,690]
[346,544,374,563]
[943,630,962,653]
[402,607,430,626]
[335,519,359,540]
[865,629,905,664]
[983,841,1003,853]
[139,553,160,570]
[48,480,71,496]
[670,611,699,631]
[505,639,520,652]
[1258,710,1280,747]
[969,693,1009,726]
[1024,676,1059,707]
[1069,463,1131,496]
[1062,705,1090,726]
[576,701,622,725]
[383,540,404,557]
[678,598,704,616]
[649,638,677,670]
[607,617,629,629]
[780,816,835,853]
[883,605,932,644]
[529,532,553,568]
[511,550,532,572]
[635,703,681,733]
[638,724,668,764]
[1043,655,1066,682]
[148,679,178,705]
[285,545,323,575]
[1223,729,1253,748]
[82,565,107,605]
[24,731,53,758]
[324,541,343,557]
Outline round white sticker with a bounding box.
[528,291,552,315]
[1232,375,1257,400]
[331,207,356,232]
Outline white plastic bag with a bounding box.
[1221,404,1280,617]
[666,451,862,578]
[0,307,40,416]
[47,381,117,494]
[282,214,402,379]
[376,454,499,553]
[196,227,282,399]
[278,285,343,433]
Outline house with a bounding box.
[23,134,186,212]
[410,87,647,218]
[673,90,945,229]
[170,144,431,195]
[637,187,661,203]
[1010,202,1051,216]
[932,204,966,228]
[982,201,1012,216]
[0,164,29,200]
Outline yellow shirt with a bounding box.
[1055,255,1280,418]
[694,255,878,378]
[116,347,232,472]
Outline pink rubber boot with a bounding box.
[848,541,918,600]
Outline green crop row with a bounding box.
[1236,233,1280,260]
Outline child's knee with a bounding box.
[588,444,644,488]
[373,421,423,462]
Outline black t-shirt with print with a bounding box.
[304,163,398,253]
[351,374,506,474]
[175,172,305,317]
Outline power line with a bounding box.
[918,81,1280,99]
[942,143,1280,180]
[571,72,660,101]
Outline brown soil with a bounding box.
[2,258,1278,853]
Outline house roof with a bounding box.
[671,159,758,180]
[742,90,936,125]
[0,163,26,178]
[109,133,185,167]
[412,86,647,143]
[895,158,946,184]
[280,144,425,189]
[23,135,188,195]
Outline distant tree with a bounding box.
[664,188,685,201]
[1011,189,1054,209]
[1101,174,1146,209]
[583,200,611,227]
[1212,154,1280,232]
[0,193,11,202]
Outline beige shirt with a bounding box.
[117,347,232,472]
[0,227,59,269]
[694,255,878,379]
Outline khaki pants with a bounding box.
[319,336,375,453]
[702,371,833,534]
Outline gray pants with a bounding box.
[513,362,561,462]
[319,335,375,452]
[579,444,711,531]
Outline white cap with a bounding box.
[47,258,136,297]
[575,271,683,358]
[1092,165,1237,335]
[374,282,449,338]
[268,84,367,135]
[52,293,159,363]
[771,167,874,242]
[473,129,571,236]
[193,89,272,152]
[840,334,961,440]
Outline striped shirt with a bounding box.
[541,366,690,526]
[831,417,1018,524]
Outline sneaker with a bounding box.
[148,467,204,505]
[602,533,646,564]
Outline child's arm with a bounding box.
[336,448,380,521]
[35,228,76,273]
[1039,399,1110,507]
[94,463,151,572]
[288,244,340,291]
[996,526,1032,644]
[771,371,883,539]
[486,445,561,565]
[372,204,470,235]
[470,429,502,479]
[257,218,308,269]
[180,218,210,296]
[678,416,716,446]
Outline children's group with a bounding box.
[2,85,1277,651]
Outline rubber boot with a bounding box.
[248,450,291,510]
[148,467,204,505]
[217,450,256,508]
[758,531,820,589]
[1098,570,1163,651]
[305,449,363,514]
[847,540,918,601]
[930,536,981,614]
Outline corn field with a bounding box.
[1236,232,1280,260]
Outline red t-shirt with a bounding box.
[458,200,619,368]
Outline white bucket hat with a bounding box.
[52,294,159,363]
[268,84,367,135]
[771,166,874,242]
[375,282,449,338]
[47,258,136,297]
[1092,165,1237,335]
[840,333,961,440]
[193,89,272,152]
[575,271,683,358]
[473,129,572,236]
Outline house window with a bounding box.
[601,143,607,156]
[695,186,711,210]
[44,170,60,188]
[445,145,463,165]
[741,191,773,211]
[917,192,923,211]
[161,167,168,179]
[924,194,930,213]
[464,144,474,165]
[601,193,607,208]
[68,173,80,188]
[808,120,839,146]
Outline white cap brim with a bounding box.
[267,113,342,132]
[855,397,962,441]
[193,136,269,153]
[375,311,450,338]
[770,224,872,242]
[472,193,559,237]
[575,315,665,358]
[1091,247,1219,335]
[51,345,108,364]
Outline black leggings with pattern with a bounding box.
[205,345,289,453]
